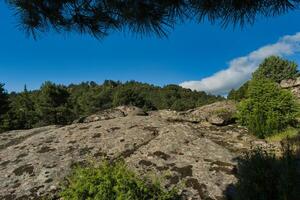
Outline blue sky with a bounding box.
[0,1,300,93]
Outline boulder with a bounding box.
[74,108,125,123]
[280,79,296,89]
[116,105,148,116]
[161,101,237,126]
[73,106,147,124]
[280,77,300,99]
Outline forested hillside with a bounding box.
[0,81,223,132]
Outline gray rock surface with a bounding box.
[280,77,300,99]
[0,104,277,200]
[73,106,147,123]
[161,101,237,126]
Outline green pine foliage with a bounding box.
[3,87,38,130]
[60,161,180,200]
[0,80,223,133]
[7,0,300,39]
[37,81,74,126]
[237,79,298,138]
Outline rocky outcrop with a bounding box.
[73,106,147,123]
[280,77,300,99]
[0,104,276,200]
[160,101,237,126]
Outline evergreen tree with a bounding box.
[228,81,250,101]
[0,83,9,132]
[6,0,300,39]
[0,83,9,117]
[253,56,299,83]
[112,87,155,110]
[37,81,74,125]
[5,86,38,130]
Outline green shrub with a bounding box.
[237,79,298,138]
[60,161,180,200]
[235,144,300,200]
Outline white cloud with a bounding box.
[180,32,300,95]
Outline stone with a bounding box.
[208,115,229,126]
[161,101,237,126]
[280,77,300,99]
[116,105,148,116]
[73,106,147,124]
[280,79,296,89]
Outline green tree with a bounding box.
[113,87,155,110]
[68,82,102,117]
[228,81,250,101]
[253,56,299,83]
[0,83,9,117]
[4,86,38,130]
[237,79,298,138]
[0,83,9,132]
[37,81,74,125]
[5,86,39,129]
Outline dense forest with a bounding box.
[0,81,223,132]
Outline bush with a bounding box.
[60,161,180,200]
[235,144,300,200]
[237,79,298,138]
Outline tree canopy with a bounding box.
[253,56,299,83]
[0,84,9,116]
[6,0,300,38]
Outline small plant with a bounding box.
[60,160,180,200]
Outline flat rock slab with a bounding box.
[0,110,274,200]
